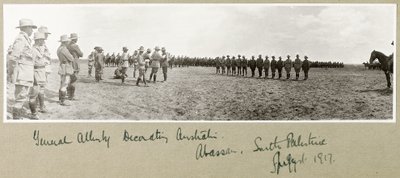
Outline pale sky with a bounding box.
[3,4,396,64]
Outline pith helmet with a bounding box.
[58,35,70,42]
[139,46,145,51]
[16,19,37,29]
[33,32,45,40]
[70,33,79,39]
[155,46,160,50]
[38,26,51,34]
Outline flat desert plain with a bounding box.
[7,61,393,120]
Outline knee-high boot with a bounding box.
[29,98,39,120]
[38,92,47,113]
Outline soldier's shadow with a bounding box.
[44,89,60,104]
[356,88,392,96]
[102,81,137,86]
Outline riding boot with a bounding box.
[287,73,290,79]
[29,99,39,120]
[278,73,281,79]
[272,73,275,79]
[68,86,75,100]
[164,73,167,81]
[154,75,157,83]
[58,89,62,101]
[38,93,47,113]
[121,76,125,83]
[136,78,141,86]
[296,74,299,80]
[60,91,71,106]
[149,73,153,82]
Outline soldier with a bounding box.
[302,56,310,80]
[132,50,139,78]
[57,35,74,106]
[94,47,105,82]
[249,56,257,77]
[237,55,242,76]
[110,53,115,67]
[29,32,50,119]
[256,55,263,78]
[67,33,83,100]
[150,46,162,83]
[215,57,221,74]
[161,47,170,82]
[226,55,231,75]
[8,19,37,119]
[169,55,175,69]
[270,56,277,79]
[231,56,237,75]
[6,45,15,84]
[38,26,52,82]
[241,55,248,76]
[276,56,284,79]
[87,51,95,77]
[136,46,147,86]
[293,54,302,80]
[284,55,292,79]
[143,48,151,73]
[120,47,129,84]
[221,56,226,74]
[263,55,270,79]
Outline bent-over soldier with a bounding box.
[57,35,74,106]
[302,56,310,80]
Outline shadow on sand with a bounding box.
[356,88,393,96]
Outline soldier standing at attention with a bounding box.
[221,56,226,74]
[226,55,231,75]
[242,55,248,76]
[120,47,129,84]
[293,54,302,80]
[150,46,162,83]
[231,56,237,75]
[67,33,83,100]
[94,47,105,82]
[136,46,147,86]
[87,50,95,77]
[277,56,284,79]
[57,35,74,106]
[263,55,270,79]
[161,47,170,82]
[256,54,264,78]
[9,19,37,119]
[270,56,277,79]
[284,55,292,79]
[29,32,48,119]
[237,55,242,76]
[302,56,310,80]
[132,50,139,78]
[215,57,221,74]
[249,56,257,77]
[37,26,52,82]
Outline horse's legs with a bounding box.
[385,71,391,88]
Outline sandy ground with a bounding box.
[7,61,393,120]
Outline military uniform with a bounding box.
[136,48,147,86]
[241,56,248,76]
[94,48,105,82]
[161,47,170,82]
[231,56,237,75]
[143,50,151,73]
[9,20,37,119]
[284,55,292,79]
[120,47,129,84]
[88,51,95,77]
[226,56,231,75]
[67,33,83,100]
[270,56,277,79]
[237,55,242,76]
[132,50,139,78]
[249,56,257,77]
[293,55,302,80]
[57,35,74,106]
[215,57,221,74]
[221,57,226,74]
[276,57,284,79]
[263,56,270,79]
[150,47,162,82]
[302,56,310,80]
[256,55,263,77]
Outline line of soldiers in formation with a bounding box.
[87,46,171,85]
[214,54,310,80]
[7,19,83,120]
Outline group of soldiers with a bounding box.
[87,46,171,86]
[214,54,311,80]
[7,18,83,120]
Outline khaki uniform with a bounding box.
[263,58,270,78]
[94,52,105,82]
[136,53,147,86]
[121,52,129,83]
[284,58,292,79]
[150,51,162,82]
[161,52,170,81]
[293,57,302,80]
[67,42,83,99]
[57,44,74,104]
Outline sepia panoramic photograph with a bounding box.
[3,4,396,121]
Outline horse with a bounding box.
[369,50,393,88]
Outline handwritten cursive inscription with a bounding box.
[77,130,110,148]
[33,130,72,147]
[122,129,168,143]
[195,143,237,160]
[270,151,305,175]
[176,128,217,141]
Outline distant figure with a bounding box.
[293,54,302,80]
[120,47,129,84]
[150,46,162,83]
[221,56,226,74]
[263,55,270,79]
[226,55,231,75]
[161,47,170,82]
[270,56,277,79]
[241,55,248,76]
[256,55,264,78]
[276,57,284,79]
[237,55,242,76]
[94,47,105,82]
[136,47,147,86]
[302,56,310,80]
[249,56,257,77]
[231,56,237,75]
[87,51,95,77]
[67,33,83,100]
[284,55,292,79]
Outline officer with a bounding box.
[87,50,96,77]
[38,26,52,82]
[293,54,302,80]
[270,56,277,79]
[302,56,310,80]
[249,56,257,77]
[256,54,264,77]
[120,47,129,84]
[9,19,37,119]
[94,47,105,82]
[161,47,170,82]
[150,46,162,83]
[263,55,270,79]
[143,48,151,73]
[29,32,48,119]
[132,50,139,78]
[221,56,226,74]
[231,56,237,75]
[136,47,147,86]
[276,56,284,79]
[67,33,83,100]
[57,35,74,106]
[241,55,248,76]
[284,55,292,79]
[226,55,231,75]
[237,55,242,76]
